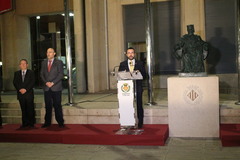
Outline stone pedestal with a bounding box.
[168,76,219,137]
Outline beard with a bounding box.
[128,56,134,60]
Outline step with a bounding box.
[1,104,240,124]
[0,108,42,116]
[0,103,43,108]
[2,116,41,124]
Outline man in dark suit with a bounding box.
[0,110,1,128]
[0,65,3,127]
[40,48,64,128]
[0,65,2,127]
[13,59,35,128]
[0,108,2,128]
[118,47,146,129]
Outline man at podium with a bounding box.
[118,47,146,129]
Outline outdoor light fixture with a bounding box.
[61,13,74,16]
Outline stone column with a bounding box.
[0,12,31,91]
[85,0,108,93]
[73,0,87,93]
[108,0,125,89]
[180,0,206,38]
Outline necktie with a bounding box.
[22,71,25,82]
[48,60,52,72]
[129,60,134,72]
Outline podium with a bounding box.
[115,71,143,135]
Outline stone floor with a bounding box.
[0,138,240,160]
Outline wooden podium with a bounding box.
[115,71,143,135]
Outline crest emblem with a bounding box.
[121,83,130,93]
[187,90,199,101]
[184,85,203,105]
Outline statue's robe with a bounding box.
[174,34,208,73]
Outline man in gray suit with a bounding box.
[40,48,64,128]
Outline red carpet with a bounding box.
[220,124,240,147]
[0,124,169,146]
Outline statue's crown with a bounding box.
[187,24,194,30]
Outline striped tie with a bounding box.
[22,71,25,82]
[129,60,134,72]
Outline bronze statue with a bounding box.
[173,25,208,73]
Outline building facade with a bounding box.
[0,0,238,93]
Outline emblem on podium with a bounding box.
[121,83,130,93]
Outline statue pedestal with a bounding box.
[168,76,219,137]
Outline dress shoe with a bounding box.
[29,125,36,129]
[138,124,143,129]
[18,125,28,129]
[59,124,65,128]
[41,124,50,128]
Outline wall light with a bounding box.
[61,13,74,16]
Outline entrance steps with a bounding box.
[1,102,240,124]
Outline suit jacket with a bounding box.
[40,58,64,91]
[118,59,146,91]
[13,69,35,99]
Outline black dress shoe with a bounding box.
[138,124,143,129]
[18,125,28,129]
[41,124,50,128]
[59,124,65,128]
[29,125,36,129]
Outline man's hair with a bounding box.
[47,48,55,52]
[126,47,135,53]
[19,59,28,64]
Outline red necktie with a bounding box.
[48,60,52,72]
